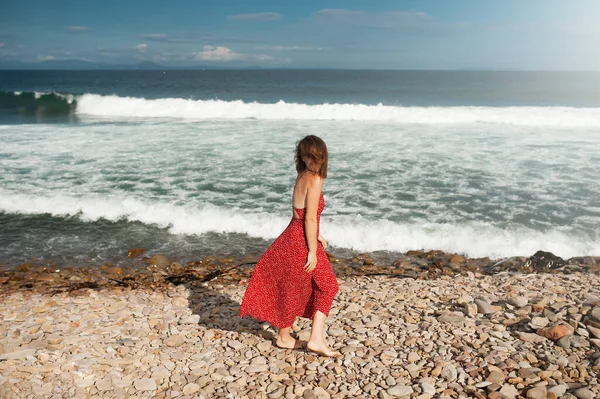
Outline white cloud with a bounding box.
[195,46,246,61]
[67,26,92,32]
[228,12,281,22]
[0,42,4,48]
[36,55,56,61]
[135,43,148,53]
[194,45,292,64]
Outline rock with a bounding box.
[508,297,528,308]
[180,314,200,324]
[588,325,600,339]
[585,307,600,323]
[387,385,414,397]
[486,370,505,384]
[134,378,157,391]
[165,335,185,347]
[499,384,519,399]
[526,386,547,399]
[537,325,569,340]
[518,332,547,343]
[573,388,596,399]
[525,251,565,271]
[557,335,572,349]
[0,348,36,360]
[548,385,568,396]
[96,379,113,391]
[302,389,316,399]
[437,312,465,324]
[245,364,268,373]
[107,267,124,276]
[149,254,170,269]
[169,262,185,273]
[228,340,244,350]
[530,317,549,329]
[449,254,466,263]
[408,352,421,362]
[183,383,200,395]
[421,383,436,395]
[475,298,501,314]
[128,247,145,257]
[441,365,458,381]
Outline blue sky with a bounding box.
[1,0,599,69]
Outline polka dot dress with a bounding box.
[239,192,339,328]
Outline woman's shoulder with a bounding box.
[298,171,323,188]
[298,170,323,182]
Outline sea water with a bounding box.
[0,70,599,267]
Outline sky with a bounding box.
[1,0,599,70]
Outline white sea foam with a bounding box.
[74,94,600,126]
[1,192,597,259]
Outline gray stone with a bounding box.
[573,388,596,399]
[441,365,458,381]
[421,383,436,395]
[486,370,505,384]
[508,297,528,308]
[437,312,465,324]
[134,378,157,391]
[165,335,185,347]
[548,385,568,396]
[387,385,414,397]
[499,384,519,399]
[0,348,36,360]
[475,298,500,314]
[526,386,546,399]
[588,325,600,339]
[180,315,200,324]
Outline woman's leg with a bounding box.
[276,322,306,349]
[307,310,341,357]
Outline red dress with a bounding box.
[239,192,339,328]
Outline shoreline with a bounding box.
[1,249,599,297]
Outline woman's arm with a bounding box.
[304,174,323,273]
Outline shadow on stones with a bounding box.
[179,280,270,340]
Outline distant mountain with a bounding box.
[0,59,298,70]
[0,59,169,70]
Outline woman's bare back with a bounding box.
[292,172,319,219]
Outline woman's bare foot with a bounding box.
[275,336,307,350]
[306,340,341,357]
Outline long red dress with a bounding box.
[239,192,339,328]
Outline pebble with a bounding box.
[133,378,157,391]
[1,271,599,399]
[387,385,414,396]
[573,388,596,399]
[526,386,547,399]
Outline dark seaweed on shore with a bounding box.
[0,249,598,297]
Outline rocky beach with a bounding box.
[1,251,599,398]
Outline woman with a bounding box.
[239,135,340,357]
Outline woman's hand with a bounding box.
[318,235,328,249]
[304,251,317,273]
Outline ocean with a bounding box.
[0,70,599,268]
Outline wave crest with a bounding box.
[1,192,597,259]
[2,91,600,126]
[75,94,600,126]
